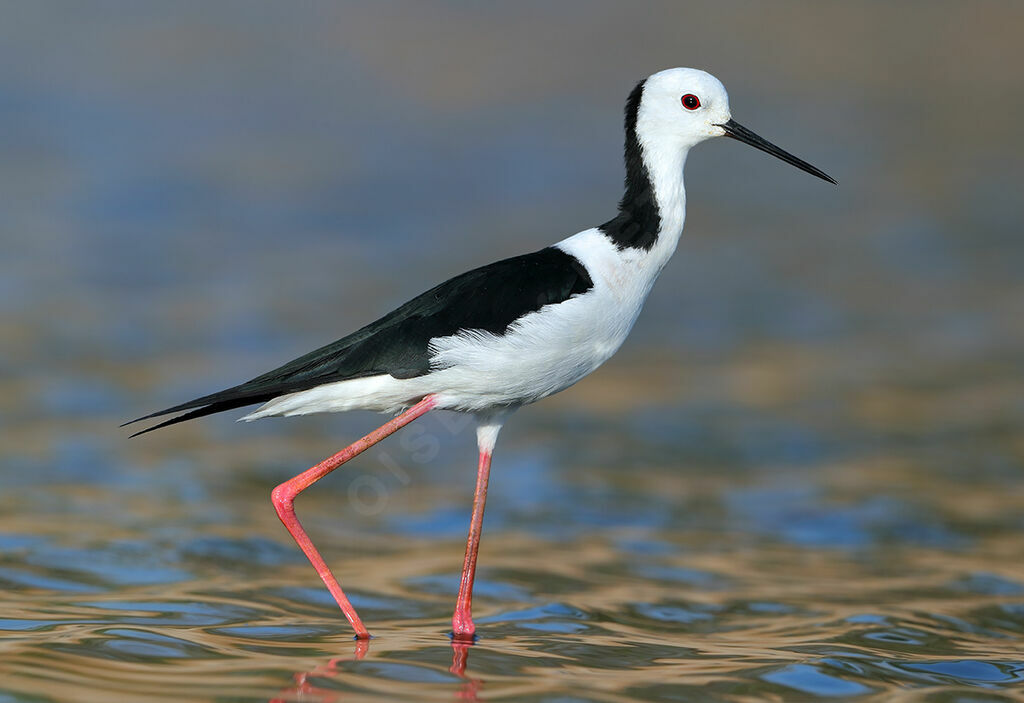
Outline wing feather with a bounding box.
[124,246,593,434]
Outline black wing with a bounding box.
[125,246,593,435]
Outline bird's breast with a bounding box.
[426,229,662,411]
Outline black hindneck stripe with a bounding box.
[600,79,661,251]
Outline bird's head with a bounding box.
[637,67,836,184]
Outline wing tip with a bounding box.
[123,393,276,438]
[124,412,195,438]
[121,414,152,429]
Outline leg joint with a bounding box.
[271,482,295,515]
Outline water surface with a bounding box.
[2,3,1023,701]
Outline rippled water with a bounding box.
[4,431,1024,701]
[3,3,1023,702]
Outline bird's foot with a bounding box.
[450,611,477,643]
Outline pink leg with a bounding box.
[271,395,437,639]
[451,446,493,641]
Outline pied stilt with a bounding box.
[126,68,836,641]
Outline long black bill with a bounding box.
[718,119,836,185]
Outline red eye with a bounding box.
[681,94,700,110]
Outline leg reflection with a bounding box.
[271,638,369,703]
[274,638,482,701]
[449,639,482,701]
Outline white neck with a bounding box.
[642,140,689,263]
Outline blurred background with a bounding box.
[2,2,1023,701]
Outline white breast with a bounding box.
[425,228,668,411]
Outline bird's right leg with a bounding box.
[271,394,437,639]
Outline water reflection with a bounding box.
[2,519,1024,699]
[272,639,370,703]
[273,639,486,702]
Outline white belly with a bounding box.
[426,290,637,410]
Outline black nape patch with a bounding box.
[600,79,661,251]
[126,247,593,434]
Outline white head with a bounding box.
[637,68,733,149]
[600,68,834,253]
[635,67,836,183]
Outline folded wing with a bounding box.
[125,246,592,436]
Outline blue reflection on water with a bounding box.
[762,662,875,697]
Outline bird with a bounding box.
[125,67,836,642]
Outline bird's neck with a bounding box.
[643,141,688,258]
[600,137,688,258]
[600,85,688,262]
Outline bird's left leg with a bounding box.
[271,394,437,639]
[451,413,507,641]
